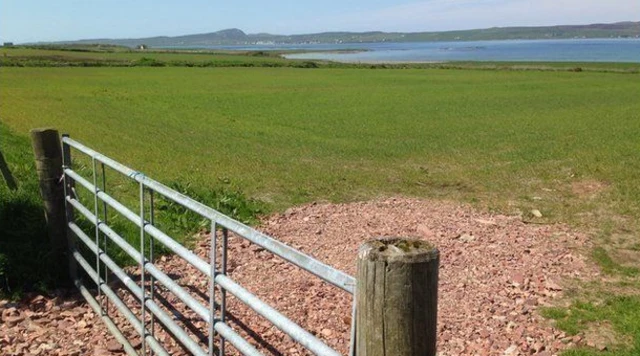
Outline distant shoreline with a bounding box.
[22,21,639,48]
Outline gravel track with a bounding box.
[0,198,599,355]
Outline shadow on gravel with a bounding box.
[155,285,283,356]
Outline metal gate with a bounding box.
[61,136,356,355]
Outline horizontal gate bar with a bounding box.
[69,206,265,356]
[214,322,263,356]
[69,221,207,356]
[70,244,170,356]
[68,194,341,356]
[68,193,340,356]
[66,196,211,322]
[214,274,341,356]
[65,169,211,277]
[63,137,355,294]
[74,280,139,356]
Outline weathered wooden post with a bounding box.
[356,238,439,356]
[0,148,17,190]
[30,128,68,271]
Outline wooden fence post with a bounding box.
[30,128,68,271]
[0,148,17,190]
[356,238,439,356]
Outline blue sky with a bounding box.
[1,0,639,43]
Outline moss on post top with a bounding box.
[359,237,439,263]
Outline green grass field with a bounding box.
[1,66,639,217]
[2,51,640,353]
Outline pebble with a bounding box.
[321,328,333,337]
[106,340,122,352]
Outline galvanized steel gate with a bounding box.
[61,136,356,356]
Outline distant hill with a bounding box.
[45,21,640,48]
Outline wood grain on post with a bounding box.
[356,238,439,356]
[30,128,67,265]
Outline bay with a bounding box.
[284,39,640,63]
[172,39,640,63]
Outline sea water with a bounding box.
[181,39,640,63]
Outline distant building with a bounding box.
[2,42,14,47]
[137,44,148,50]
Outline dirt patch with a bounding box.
[582,321,630,351]
[611,249,640,269]
[1,197,600,355]
[571,180,609,199]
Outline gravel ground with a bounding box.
[0,198,600,355]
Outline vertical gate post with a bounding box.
[61,134,77,281]
[30,128,68,277]
[356,238,439,356]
